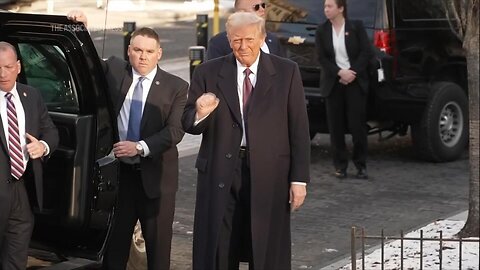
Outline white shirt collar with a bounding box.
[132,66,157,82]
[1,82,19,99]
[235,52,261,75]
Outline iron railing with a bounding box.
[350,226,480,270]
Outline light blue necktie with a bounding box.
[126,77,146,141]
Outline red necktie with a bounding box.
[5,92,25,180]
[243,68,253,108]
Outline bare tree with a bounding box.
[444,0,479,238]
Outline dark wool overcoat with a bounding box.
[182,52,310,270]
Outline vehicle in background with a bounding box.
[266,0,468,162]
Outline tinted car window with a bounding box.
[399,0,449,20]
[267,0,377,27]
[18,43,79,113]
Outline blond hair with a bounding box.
[226,12,266,37]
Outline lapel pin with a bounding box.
[155,81,160,85]
[23,92,27,97]
[345,32,349,36]
[268,39,272,42]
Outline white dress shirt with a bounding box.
[1,83,50,171]
[236,54,260,147]
[331,22,351,69]
[117,68,157,157]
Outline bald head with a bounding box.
[0,41,18,60]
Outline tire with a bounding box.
[411,82,468,162]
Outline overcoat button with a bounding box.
[225,153,232,159]
[218,183,225,188]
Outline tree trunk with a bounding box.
[458,1,479,238]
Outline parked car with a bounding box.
[266,0,468,162]
[1,11,117,267]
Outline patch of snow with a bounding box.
[339,220,479,270]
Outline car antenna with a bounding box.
[101,0,109,58]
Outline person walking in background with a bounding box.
[0,41,58,269]
[315,0,373,179]
[68,11,188,270]
[183,12,310,270]
[206,0,285,60]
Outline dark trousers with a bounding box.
[326,81,368,170]
[103,164,176,270]
[0,179,34,270]
[216,155,254,270]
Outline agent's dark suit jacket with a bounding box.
[315,20,372,97]
[103,57,188,197]
[0,83,58,229]
[182,52,310,270]
[206,31,286,60]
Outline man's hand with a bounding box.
[289,184,307,212]
[195,92,220,119]
[113,141,138,158]
[26,133,46,160]
[337,69,357,84]
[67,10,88,26]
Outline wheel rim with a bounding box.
[438,101,463,147]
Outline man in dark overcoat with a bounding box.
[182,12,310,270]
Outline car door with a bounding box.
[0,12,118,262]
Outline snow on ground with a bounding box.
[339,219,479,270]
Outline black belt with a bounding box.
[239,146,248,159]
[120,162,141,171]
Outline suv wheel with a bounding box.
[411,82,468,162]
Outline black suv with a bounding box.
[266,0,468,162]
[1,12,117,266]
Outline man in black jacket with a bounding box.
[0,41,58,269]
[68,11,188,270]
[206,0,285,60]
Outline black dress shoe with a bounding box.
[335,169,347,179]
[356,168,368,179]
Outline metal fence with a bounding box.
[350,226,480,270]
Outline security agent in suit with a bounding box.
[183,12,310,270]
[206,0,285,60]
[67,11,188,270]
[0,41,58,269]
[315,0,373,179]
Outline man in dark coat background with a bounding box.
[183,12,310,270]
[206,0,285,60]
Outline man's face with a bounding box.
[0,48,20,92]
[128,35,162,76]
[236,0,267,18]
[228,24,265,67]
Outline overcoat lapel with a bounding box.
[217,54,242,125]
[115,66,133,115]
[0,115,6,152]
[140,66,163,131]
[324,22,335,57]
[18,85,32,134]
